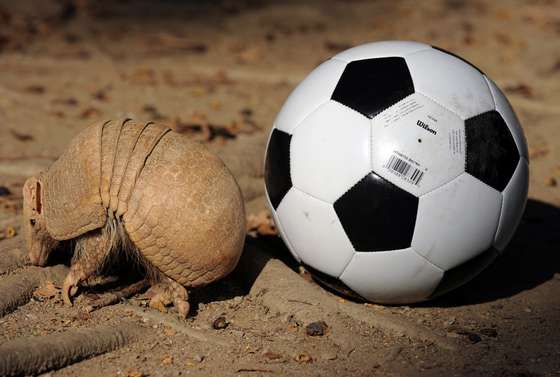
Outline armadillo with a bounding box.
[22,119,246,317]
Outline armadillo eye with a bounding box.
[30,219,36,226]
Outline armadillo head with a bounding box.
[22,175,59,266]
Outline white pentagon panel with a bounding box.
[412,173,502,270]
[291,100,371,203]
[371,92,465,197]
[340,248,443,304]
[276,188,355,277]
[265,191,301,262]
[333,40,430,63]
[484,76,529,159]
[494,158,529,252]
[405,48,494,120]
[274,59,347,134]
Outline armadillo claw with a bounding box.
[62,273,80,306]
[148,297,168,313]
[175,300,190,319]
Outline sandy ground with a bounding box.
[0,0,559,376]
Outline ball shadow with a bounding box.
[428,198,560,307]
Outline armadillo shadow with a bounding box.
[428,198,560,307]
[188,235,296,313]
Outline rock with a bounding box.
[305,321,328,336]
[456,331,482,344]
[212,316,229,330]
[447,326,482,343]
[443,317,456,327]
[294,352,313,363]
[194,354,205,363]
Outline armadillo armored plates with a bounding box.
[22,119,246,317]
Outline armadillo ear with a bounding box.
[35,180,42,214]
[23,176,39,213]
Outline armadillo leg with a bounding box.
[63,229,112,306]
[168,277,190,319]
[146,283,173,313]
[145,278,190,318]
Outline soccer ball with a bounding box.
[264,41,529,304]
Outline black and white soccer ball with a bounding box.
[264,41,529,304]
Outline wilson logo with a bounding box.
[417,120,437,135]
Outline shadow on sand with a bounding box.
[192,198,560,312]
[430,198,560,307]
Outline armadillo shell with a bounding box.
[98,119,171,214]
[43,121,106,240]
[45,118,245,287]
[123,132,246,288]
[100,119,121,206]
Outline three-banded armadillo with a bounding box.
[22,119,246,317]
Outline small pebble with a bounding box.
[240,108,253,117]
[294,352,313,363]
[5,226,16,238]
[212,316,229,330]
[305,321,328,336]
[458,331,482,344]
[25,85,46,94]
[194,354,205,363]
[443,317,456,327]
[480,328,498,338]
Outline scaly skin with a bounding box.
[123,130,246,289]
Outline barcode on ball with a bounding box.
[384,155,424,186]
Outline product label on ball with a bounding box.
[371,92,466,197]
[378,96,424,127]
[448,128,465,157]
[383,151,426,186]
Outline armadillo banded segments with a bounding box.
[116,124,170,217]
[42,119,245,288]
[100,119,120,206]
[105,120,171,217]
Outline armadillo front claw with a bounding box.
[175,300,190,319]
[62,272,81,306]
